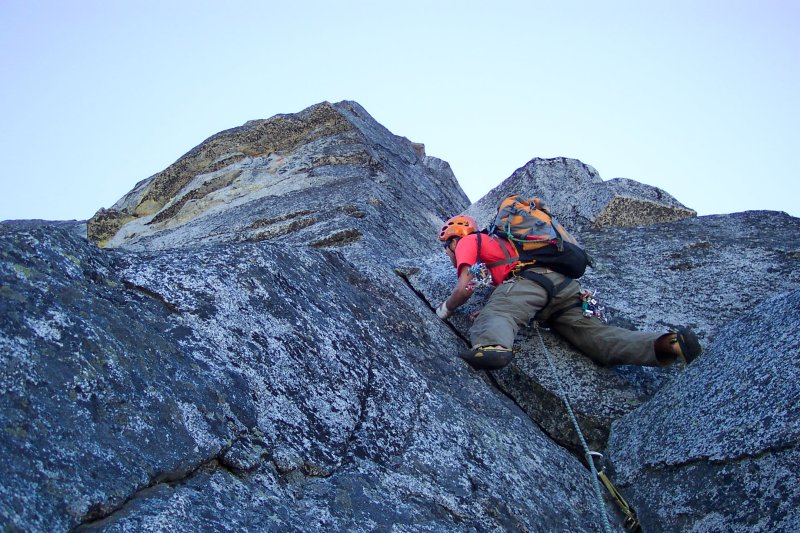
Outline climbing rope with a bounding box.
[532,322,615,533]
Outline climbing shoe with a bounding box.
[672,326,702,365]
[458,345,514,370]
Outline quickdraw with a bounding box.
[589,452,642,532]
[467,262,493,291]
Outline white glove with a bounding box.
[436,301,452,320]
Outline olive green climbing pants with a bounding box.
[469,269,675,367]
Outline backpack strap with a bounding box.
[520,270,557,304]
[484,235,519,268]
[519,269,575,307]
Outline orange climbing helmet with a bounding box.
[438,215,478,242]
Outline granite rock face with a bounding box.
[608,289,800,532]
[3,100,800,532]
[1,222,608,532]
[3,103,614,532]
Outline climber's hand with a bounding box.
[436,302,452,320]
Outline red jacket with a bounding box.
[454,233,517,286]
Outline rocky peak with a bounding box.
[465,157,696,234]
[87,101,468,262]
[87,101,353,245]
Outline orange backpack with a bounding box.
[488,195,592,278]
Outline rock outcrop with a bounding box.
[86,101,465,262]
[609,289,800,533]
[2,100,799,532]
[466,157,696,232]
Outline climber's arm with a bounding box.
[436,266,475,319]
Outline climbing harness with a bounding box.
[532,323,641,533]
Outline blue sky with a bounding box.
[2,1,798,221]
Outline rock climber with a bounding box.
[435,214,702,370]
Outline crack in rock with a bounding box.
[394,267,470,345]
[636,440,800,479]
[71,435,251,531]
[122,279,179,312]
